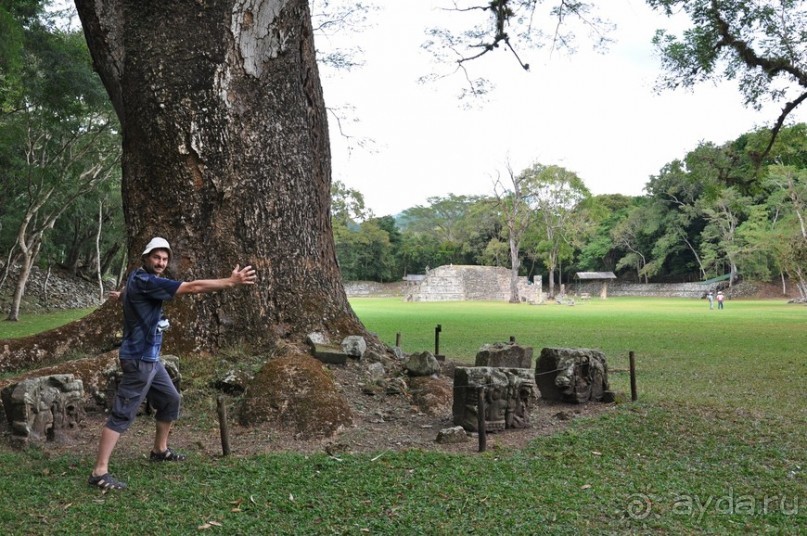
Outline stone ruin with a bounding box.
[453,366,537,433]
[452,343,615,434]
[1,374,85,448]
[475,341,533,368]
[454,341,537,433]
[405,265,542,304]
[535,347,615,404]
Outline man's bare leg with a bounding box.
[92,426,121,477]
[153,420,173,453]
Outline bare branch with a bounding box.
[759,90,807,162]
[326,106,377,155]
[422,1,611,100]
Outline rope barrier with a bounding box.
[450,366,589,392]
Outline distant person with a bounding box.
[717,290,725,310]
[707,291,714,310]
[88,237,257,490]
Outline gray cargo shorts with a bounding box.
[106,358,181,434]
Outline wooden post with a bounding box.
[217,396,231,456]
[395,332,401,347]
[477,386,486,453]
[629,351,638,402]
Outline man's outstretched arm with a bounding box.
[176,265,257,295]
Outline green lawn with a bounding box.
[0,298,804,534]
[0,307,95,341]
[352,298,807,414]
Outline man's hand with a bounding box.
[231,264,257,286]
[108,290,123,301]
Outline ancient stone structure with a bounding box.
[452,367,537,432]
[404,265,542,303]
[1,374,85,447]
[535,347,615,404]
[0,262,108,310]
[475,342,533,368]
[342,280,408,298]
[573,280,721,299]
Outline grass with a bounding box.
[0,297,805,534]
[0,307,95,341]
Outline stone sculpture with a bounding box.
[1,374,85,447]
[535,347,615,403]
[452,367,536,432]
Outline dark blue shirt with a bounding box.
[119,268,181,361]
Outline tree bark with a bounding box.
[8,212,47,322]
[99,241,121,277]
[7,246,37,322]
[547,252,556,298]
[73,0,363,353]
[508,236,520,304]
[96,199,104,302]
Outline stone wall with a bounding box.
[0,263,108,312]
[345,274,791,301]
[343,281,408,298]
[573,281,715,298]
[347,277,707,300]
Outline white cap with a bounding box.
[142,237,171,257]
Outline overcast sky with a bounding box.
[321,1,807,217]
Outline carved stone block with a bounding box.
[535,347,614,403]
[475,342,533,368]
[452,367,536,432]
[1,374,85,447]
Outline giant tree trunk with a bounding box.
[74,0,363,353]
